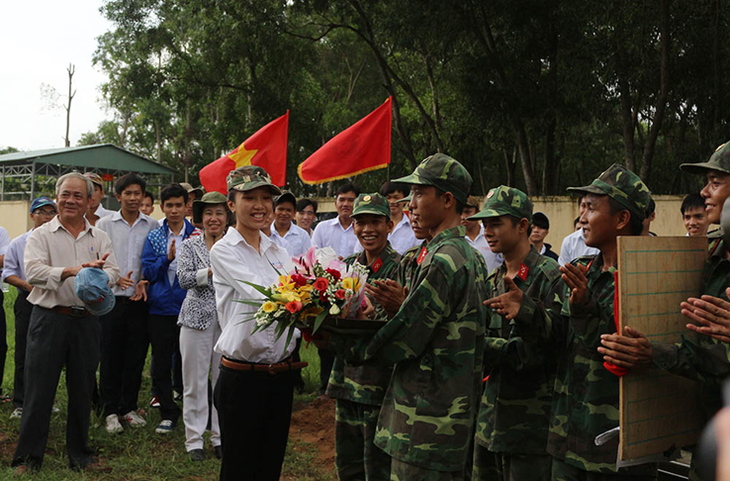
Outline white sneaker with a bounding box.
[122,410,147,427]
[105,414,123,434]
[10,408,22,419]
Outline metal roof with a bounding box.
[0,144,179,175]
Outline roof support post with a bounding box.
[30,159,36,201]
[1,165,5,201]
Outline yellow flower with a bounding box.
[342,277,354,290]
[262,301,277,313]
[279,275,295,291]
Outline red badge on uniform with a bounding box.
[517,263,529,281]
[417,246,428,265]
[372,257,383,273]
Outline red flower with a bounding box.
[285,300,303,314]
[325,268,341,281]
[335,289,346,300]
[291,273,307,287]
[313,277,329,291]
[320,292,328,302]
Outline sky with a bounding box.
[0,1,114,151]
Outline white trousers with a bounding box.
[179,321,222,451]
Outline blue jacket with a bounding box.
[142,219,200,316]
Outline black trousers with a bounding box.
[147,314,181,423]
[12,306,99,469]
[214,363,295,481]
[12,289,33,408]
[318,348,335,394]
[0,289,6,397]
[99,297,149,417]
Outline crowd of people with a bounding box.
[0,146,725,480]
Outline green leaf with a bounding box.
[235,300,266,308]
[312,309,328,335]
[285,325,296,347]
[238,280,274,299]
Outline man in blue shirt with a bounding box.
[2,197,57,415]
[142,183,198,434]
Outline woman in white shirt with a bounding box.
[210,166,304,481]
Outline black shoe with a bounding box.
[214,445,223,460]
[188,449,205,462]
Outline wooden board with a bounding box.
[617,236,708,461]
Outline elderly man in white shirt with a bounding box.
[211,166,304,481]
[312,182,359,258]
[270,192,312,258]
[12,172,120,473]
[558,195,599,266]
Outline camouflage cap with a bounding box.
[352,193,390,219]
[192,191,229,224]
[180,182,205,198]
[680,141,730,175]
[467,185,533,222]
[226,165,282,195]
[465,195,480,210]
[393,153,472,204]
[84,172,104,188]
[396,194,412,204]
[567,163,650,222]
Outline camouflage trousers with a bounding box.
[472,443,551,481]
[551,458,656,481]
[335,399,391,481]
[390,458,464,481]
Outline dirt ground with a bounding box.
[289,396,336,472]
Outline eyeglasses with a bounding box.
[34,209,57,217]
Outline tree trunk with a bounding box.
[640,0,671,180]
[65,64,76,148]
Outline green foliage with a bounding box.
[89,0,730,195]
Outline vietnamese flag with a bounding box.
[298,97,392,185]
[199,111,289,193]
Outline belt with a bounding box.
[52,306,92,318]
[221,357,308,375]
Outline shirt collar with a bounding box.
[51,215,94,235]
[224,226,277,253]
[430,225,466,246]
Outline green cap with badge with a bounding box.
[393,153,472,204]
[567,163,651,222]
[352,193,390,219]
[467,185,533,222]
[681,141,730,175]
[226,165,282,195]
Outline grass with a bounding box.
[0,286,334,479]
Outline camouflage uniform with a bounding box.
[327,193,402,481]
[651,144,730,480]
[516,165,657,479]
[466,186,564,481]
[330,154,488,478]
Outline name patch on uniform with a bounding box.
[417,246,428,265]
[272,262,284,270]
[372,257,383,273]
[517,263,529,281]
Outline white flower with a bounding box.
[329,304,341,316]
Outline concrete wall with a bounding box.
[0,195,693,255]
[0,201,32,240]
[312,195,693,255]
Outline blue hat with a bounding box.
[30,197,56,213]
[74,268,116,316]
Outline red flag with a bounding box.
[199,111,289,193]
[298,97,392,185]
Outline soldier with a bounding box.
[470,186,564,481]
[503,164,656,480]
[316,153,488,480]
[598,143,730,478]
[328,193,401,481]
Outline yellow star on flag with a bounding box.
[229,142,258,168]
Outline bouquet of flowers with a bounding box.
[238,247,369,345]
